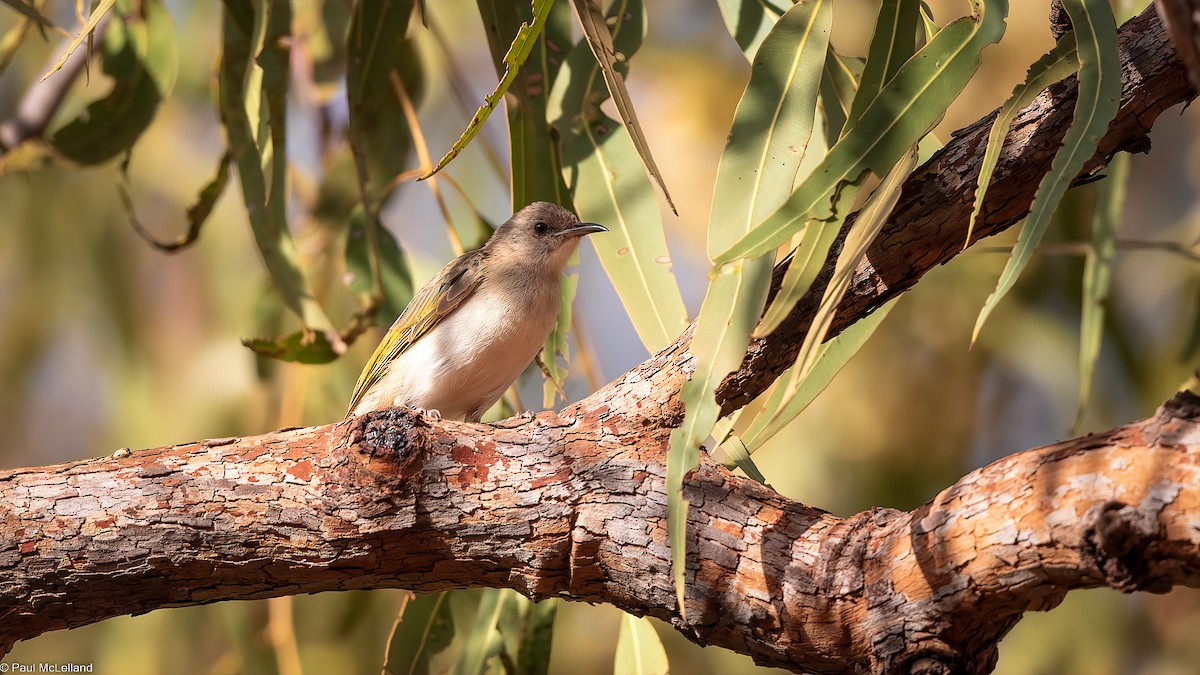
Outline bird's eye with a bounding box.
[534,221,549,235]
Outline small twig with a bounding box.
[973,239,1200,263]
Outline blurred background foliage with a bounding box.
[0,0,1197,674]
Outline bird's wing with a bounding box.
[347,249,488,415]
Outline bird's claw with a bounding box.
[416,407,442,420]
[520,410,537,420]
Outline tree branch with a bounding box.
[0,6,1197,674]
[2,387,1198,673]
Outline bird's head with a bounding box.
[487,202,607,274]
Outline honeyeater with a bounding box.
[347,201,606,421]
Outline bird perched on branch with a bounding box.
[347,201,606,422]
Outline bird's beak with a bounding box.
[559,222,608,238]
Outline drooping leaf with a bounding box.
[973,0,1119,342]
[777,148,916,410]
[423,0,555,179]
[515,599,557,675]
[570,0,676,213]
[965,33,1079,247]
[123,151,232,253]
[919,2,942,42]
[713,415,769,484]
[39,0,115,81]
[453,588,508,675]
[846,0,921,127]
[1075,153,1127,431]
[713,0,1010,265]
[668,0,832,615]
[382,592,460,675]
[714,0,790,58]
[613,614,669,675]
[542,272,577,407]
[219,0,338,340]
[47,0,177,165]
[818,49,863,144]
[736,298,898,452]
[346,0,422,328]
[551,0,689,353]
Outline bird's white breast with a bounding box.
[359,279,559,421]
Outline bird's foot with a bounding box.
[519,409,537,421]
[414,407,442,420]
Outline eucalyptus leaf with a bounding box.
[714,0,790,58]
[965,33,1079,247]
[423,0,555,179]
[667,0,831,615]
[551,0,688,353]
[48,0,177,165]
[382,592,460,675]
[571,0,677,214]
[40,0,115,81]
[737,298,898,452]
[1075,153,1127,432]
[613,614,669,675]
[219,0,338,340]
[846,0,920,128]
[973,0,1119,342]
[713,0,1009,265]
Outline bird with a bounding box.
[347,201,607,422]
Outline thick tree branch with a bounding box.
[2,389,1199,673]
[1,6,1197,674]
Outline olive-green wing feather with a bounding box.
[347,249,488,414]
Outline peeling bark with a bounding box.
[2,390,1199,673]
[0,6,1197,675]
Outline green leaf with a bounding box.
[668,260,771,618]
[542,272,577,407]
[714,0,790,58]
[570,0,676,213]
[423,0,555,179]
[668,0,831,616]
[551,0,688,353]
[1075,153,1126,432]
[515,599,557,675]
[753,184,856,338]
[972,0,1119,342]
[736,297,898,452]
[713,416,768,484]
[965,33,1079,247]
[818,49,863,144]
[219,0,338,338]
[476,0,572,209]
[919,2,941,42]
[382,592,460,675]
[453,588,508,675]
[39,0,115,81]
[243,330,342,364]
[775,147,916,410]
[47,0,177,165]
[347,0,421,202]
[346,0,422,320]
[613,614,668,675]
[713,0,1009,265]
[846,0,921,127]
[345,206,415,322]
[124,151,232,252]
